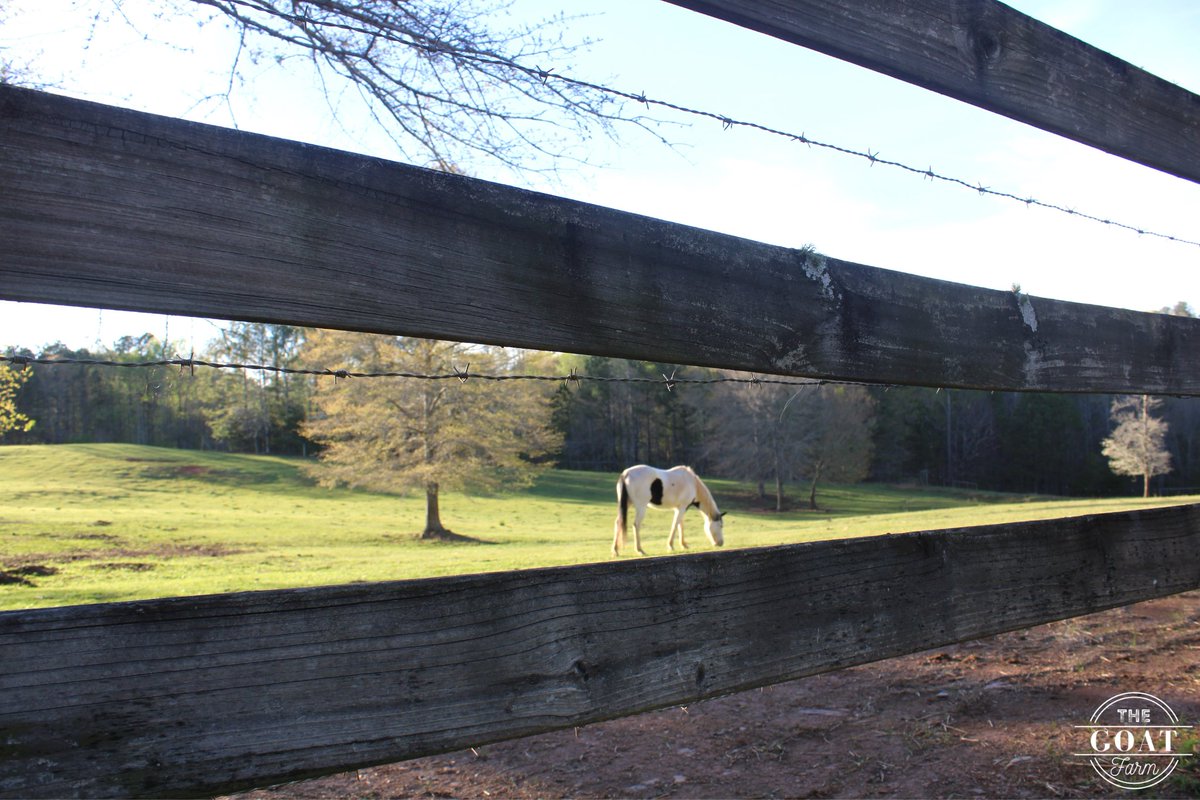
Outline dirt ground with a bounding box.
[230,592,1200,799]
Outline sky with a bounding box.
[1,0,1198,354]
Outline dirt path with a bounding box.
[229,592,1200,799]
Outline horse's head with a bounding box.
[704,511,726,547]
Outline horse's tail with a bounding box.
[615,475,629,549]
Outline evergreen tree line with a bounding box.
[5,323,1198,500]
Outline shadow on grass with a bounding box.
[384,531,499,545]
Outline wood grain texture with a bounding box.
[2,504,1199,798]
[3,86,1200,394]
[664,0,1200,183]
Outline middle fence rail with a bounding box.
[2,84,1200,396]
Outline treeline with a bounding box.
[553,355,1200,500]
[6,322,1200,500]
[5,325,308,455]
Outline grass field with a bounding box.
[1,443,1194,610]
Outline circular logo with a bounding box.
[1075,692,1193,790]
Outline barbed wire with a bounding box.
[196,4,1196,246]
[573,78,1198,248]
[439,45,1200,248]
[0,354,864,392]
[9,354,1200,397]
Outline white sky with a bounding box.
[1,0,1198,353]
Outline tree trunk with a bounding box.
[773,445,784,512]
[423,482,447,538]
[944,389,953,486]
[420,382,447,538]
[808,464,823,510]
[1142,394,1151,498]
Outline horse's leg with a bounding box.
[633,504,647,556]
[612,516,622,557]
[668,507,684,551]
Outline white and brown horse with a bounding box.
[613,465,725,556]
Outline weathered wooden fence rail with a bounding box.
[665,0,1200,184]
[4,1,1200,795]
[3,504,1199,798]
[3,84,1200,395]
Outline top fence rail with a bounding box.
[666,0,1200,185]
[3,85,1199,396]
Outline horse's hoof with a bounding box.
[637,549,647,556]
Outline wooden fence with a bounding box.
[666,0,1200,183]
[2,1,1199,796]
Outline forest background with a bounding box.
[4,307,1196,506]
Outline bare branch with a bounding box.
[169,0,650,174]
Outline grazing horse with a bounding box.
[613,465,725,556]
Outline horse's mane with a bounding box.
[685,466,719,515]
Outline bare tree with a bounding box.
[68,0,650,175]
[701,376,819,511]
[0,2,34,86]
[702,378,874,512]
[1102,395,1172,497]
[797,385,875,510]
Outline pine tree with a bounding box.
[300,331,559,538]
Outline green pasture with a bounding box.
[1,443,1193,610]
